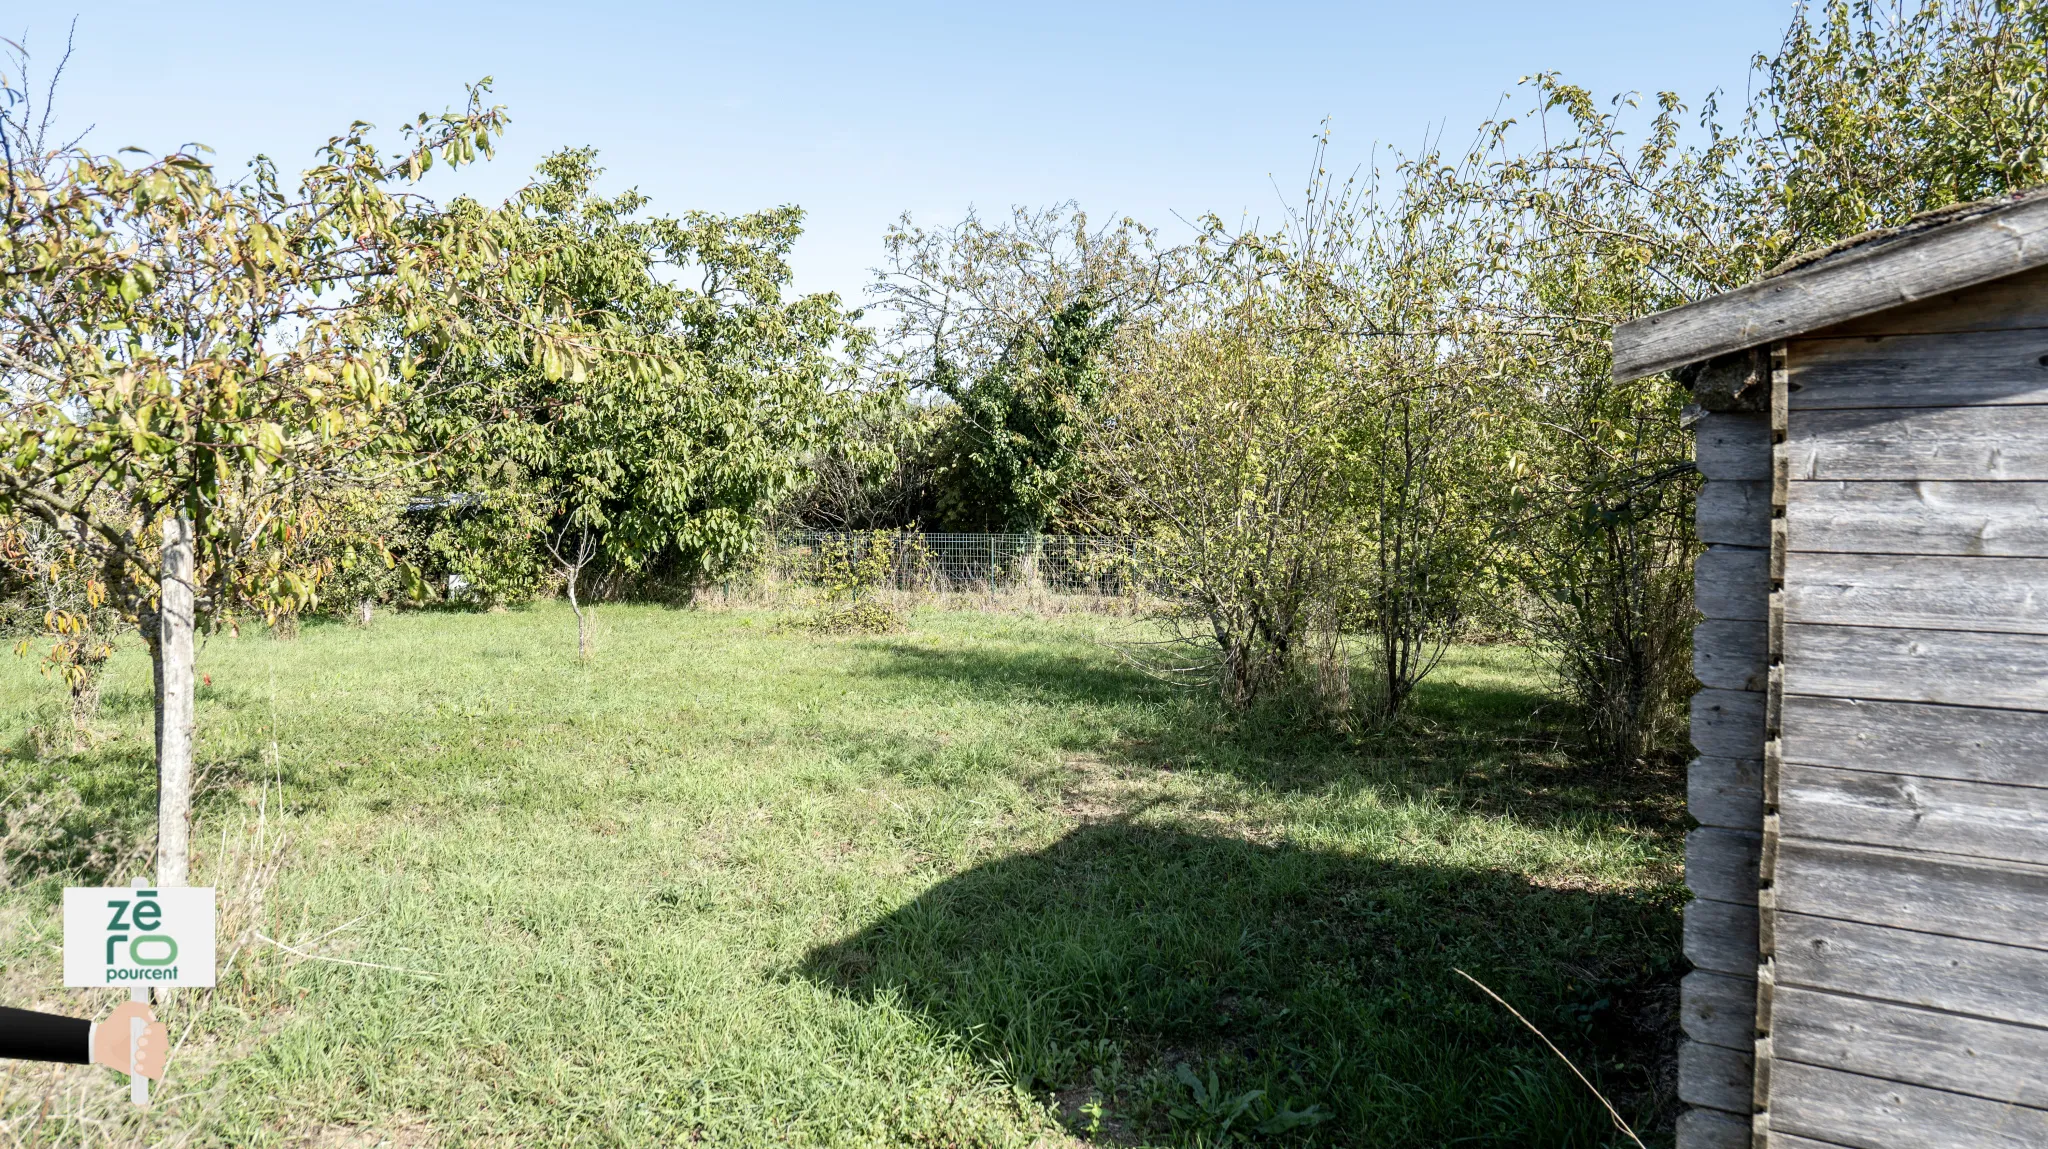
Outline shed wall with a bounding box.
[1757,280,2048,1147]
[1679,405,1772,1147]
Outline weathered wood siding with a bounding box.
[1680,405,1772,1146]
[1749,280,2048,1147]
[1610,195,2048,380]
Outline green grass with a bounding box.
[0,604,1685,1147]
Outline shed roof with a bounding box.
[1611,187,2048,381]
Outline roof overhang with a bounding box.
[1611,189,2048,381]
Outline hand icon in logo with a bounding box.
[90,1001,166,1079]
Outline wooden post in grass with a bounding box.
[142,517,197,1109]
[157,517,197,889]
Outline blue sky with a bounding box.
[26,1,1795,306]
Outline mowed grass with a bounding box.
[0,604,1686,1147]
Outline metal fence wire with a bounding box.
[771,530,1145,596]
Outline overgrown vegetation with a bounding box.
[407,148,869,609]
[796,530,913,633]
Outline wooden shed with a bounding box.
[1614,191,2048,1149]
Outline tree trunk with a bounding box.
[567,567,590,660]
[155,516,196,888]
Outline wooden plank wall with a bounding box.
[1754,269,2048,1149]
[1680,402,1772,1148]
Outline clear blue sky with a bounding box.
[25,1,1796,307]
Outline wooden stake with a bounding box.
[143,516,195,1110]
[157,517,195,888]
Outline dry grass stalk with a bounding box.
[1454,968,1646,1149]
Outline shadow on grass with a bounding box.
[862,640,1687,839]
[1,684,268,887]
[862,637,1168,709]
[801,820,1681,1147]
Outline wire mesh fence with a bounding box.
[770,530,1147,597]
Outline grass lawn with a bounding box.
[1,604,1686,1147]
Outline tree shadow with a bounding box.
[799,821,1681,1147]
[1,683,266,888]
[860,639,1687,838]
[861,637,1170,710]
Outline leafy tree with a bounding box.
[1422,81,1736,764]
[926,296,1117,531]
[782,394,942,530]
[1289,148,1504,720]
[0,38,508,881]
[1088,160,1500,720]
[413,150,866,624]
[1088,210,1392,711]
[1093,305,1362,708]
[1435,0,2048,761]
[1750,0,2048,256]
[869,205,1184,531]
[283,484,420,627]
